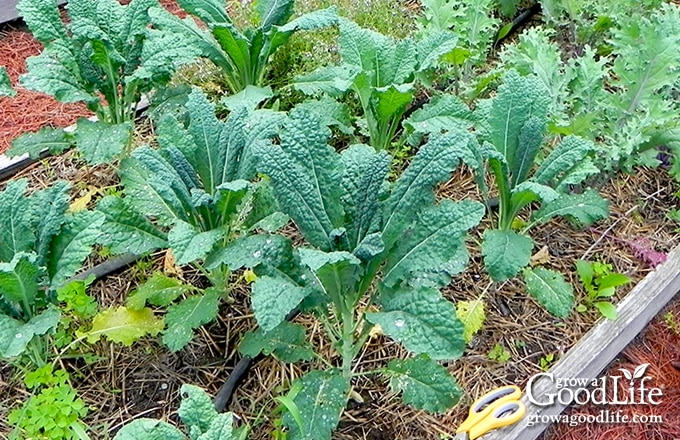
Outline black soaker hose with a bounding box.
[213,355,253,412]
[66,253,139,284]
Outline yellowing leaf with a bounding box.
[243,269,257,283]
[530,245,551,266]
[68,186,98,213]
[81,306,164,346]
[369,324,383,338]
[456,298,485,343]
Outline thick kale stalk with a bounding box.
[95,88,285,351]
[214,107,484,439]
[149,0,337,94]
[8,0,198,164]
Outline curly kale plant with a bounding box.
[94,88,285,351]
[417,0,499,87]
[294,18,458,151]
[0,180,104,363]
[500,3,680,177]
[207,107,484,438]
[149,0,337,95]
[8,0,197,164]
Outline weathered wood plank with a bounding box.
[484,246,680,440]
[0,0,66,24]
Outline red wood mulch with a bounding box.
[0,0,184,155]
[0,24,89,155]
[542,299,680,440]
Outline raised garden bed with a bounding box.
[1,150,677,439]
[2,1,680,439]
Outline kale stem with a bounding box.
[340,304,356,379]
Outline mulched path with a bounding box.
[0,22,89,154]
[0,0,184,155]
[542,299,680,440]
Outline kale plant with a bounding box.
[475,71,608,307]
[8,0,197,164]
[417,0,499,88]
[500,3,680,177]
[209,107,484,438]
[94,88,286,351]
[113,385,247,440]
[0,180,104,364]
[406,71,608,316]
[293,18,458,151]
[149,0,337,94]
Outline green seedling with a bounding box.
[575,260,630,320]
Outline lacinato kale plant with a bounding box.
[208,107,485,439]
[7,0,198,164]
[406,70,609,317]
[476,71,608,315]
[0,180,104,364]
[149,0,337,95]
[294,18,458,151]
[94,88,286,351]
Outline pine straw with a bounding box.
[1,147,679,439]
[0,22,89,154]
[541,299,680,440]
[0,0,185,156]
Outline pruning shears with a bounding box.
[453,385,526,440]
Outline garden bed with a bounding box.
[1,152,678,439]
[2,0,680,439]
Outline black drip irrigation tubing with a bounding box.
[213,307,300,412]
[495,2,543,46]
[213,355,253,412]
[66,253,140,284]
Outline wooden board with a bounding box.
[484,246,680,440]
[0,0,67,24]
